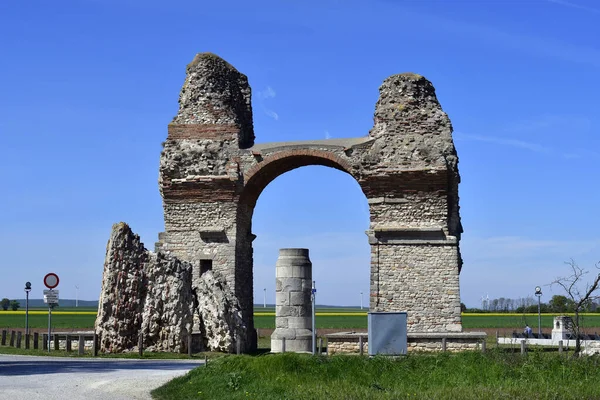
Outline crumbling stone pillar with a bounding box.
[271,248,313,353]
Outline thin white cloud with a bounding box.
[454,132,551,154]
[561,149,600,160]
[463,235,600,262]
[547,0,600,14]
[257,86,276,100]
[409,8,600,68]
[503,114,592,135]
[264,109,279,121]
[459,235,600,306]
[256,86,279,120]
[325,130,331,139]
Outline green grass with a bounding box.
[151,351,600,400]
[254,315,367,329]
[0,313,96,329]
[4,312,600,331]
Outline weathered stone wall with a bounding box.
[96,222,245,353]
[370,244,462,331]
[157,52,465,350]
[196,269,247,352]
[95,223,148,352]
[327,339,482,354]
[140,252,194,352]
[327,333,485,355]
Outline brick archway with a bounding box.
[158,53,466,352]
[240,148,358,208]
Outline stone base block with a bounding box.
[271,327,313,353]
[325,331,487,354]
[271,336,313,353]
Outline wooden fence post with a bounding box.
[520,339,526,355]
[25,334,30,349]
[54,334,59,351]
[318,337,323,355]
[442,338,447,352]
[42,334,48,350]
[66,336,72,352]
[359,336,364,356]
[9,331,15,347]
[481,340,486,353]
[1,330,6,346]
[559,340,563,354]
[188,334,192,358]
[78,334,85,355]
[93,332,98,356]
[138,333,143,357]
[33,332,39,350]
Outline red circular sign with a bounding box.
[44,273,59,289]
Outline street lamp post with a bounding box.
[360,291,363,310]
[75,285,79,307]
[535,286,543,337]
[24,282,31,337]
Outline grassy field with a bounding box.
[151,351,600,400]
[3,311,600,331]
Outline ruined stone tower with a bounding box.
[155,53,464,351]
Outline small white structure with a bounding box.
[551,316,573,342]
[497,316,599,349]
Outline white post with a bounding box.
[47,305,52,352]
[360,291,363,310]
[311,281,316,355]
[263,288,266,309]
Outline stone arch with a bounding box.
[233,148,369,348]
[241,149,358,208]
[158,53,467,352]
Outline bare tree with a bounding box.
[550,259,600,355]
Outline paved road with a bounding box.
[0,354,204,400]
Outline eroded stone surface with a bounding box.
[96,222,244,354]
[141,252,194,352]
[95,222,148,353]
[156,53,464,350]
[196,269,246,353]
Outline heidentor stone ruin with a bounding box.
[95,52,482,354]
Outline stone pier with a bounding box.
[271,248,313,353]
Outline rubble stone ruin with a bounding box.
[95,52,465,353]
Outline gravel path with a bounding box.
[0,354,204,400]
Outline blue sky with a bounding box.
[0,0,598,308]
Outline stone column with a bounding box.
[271,248,313,353]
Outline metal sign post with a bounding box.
[43,273,60,352]
[47,303,52,352]
[311,281,316,355]
[24,282,31,337]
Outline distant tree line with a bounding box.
[462,295,599,314]
[1,298,20,311]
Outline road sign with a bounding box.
[43,289,59,304]
[44,273,59,289]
